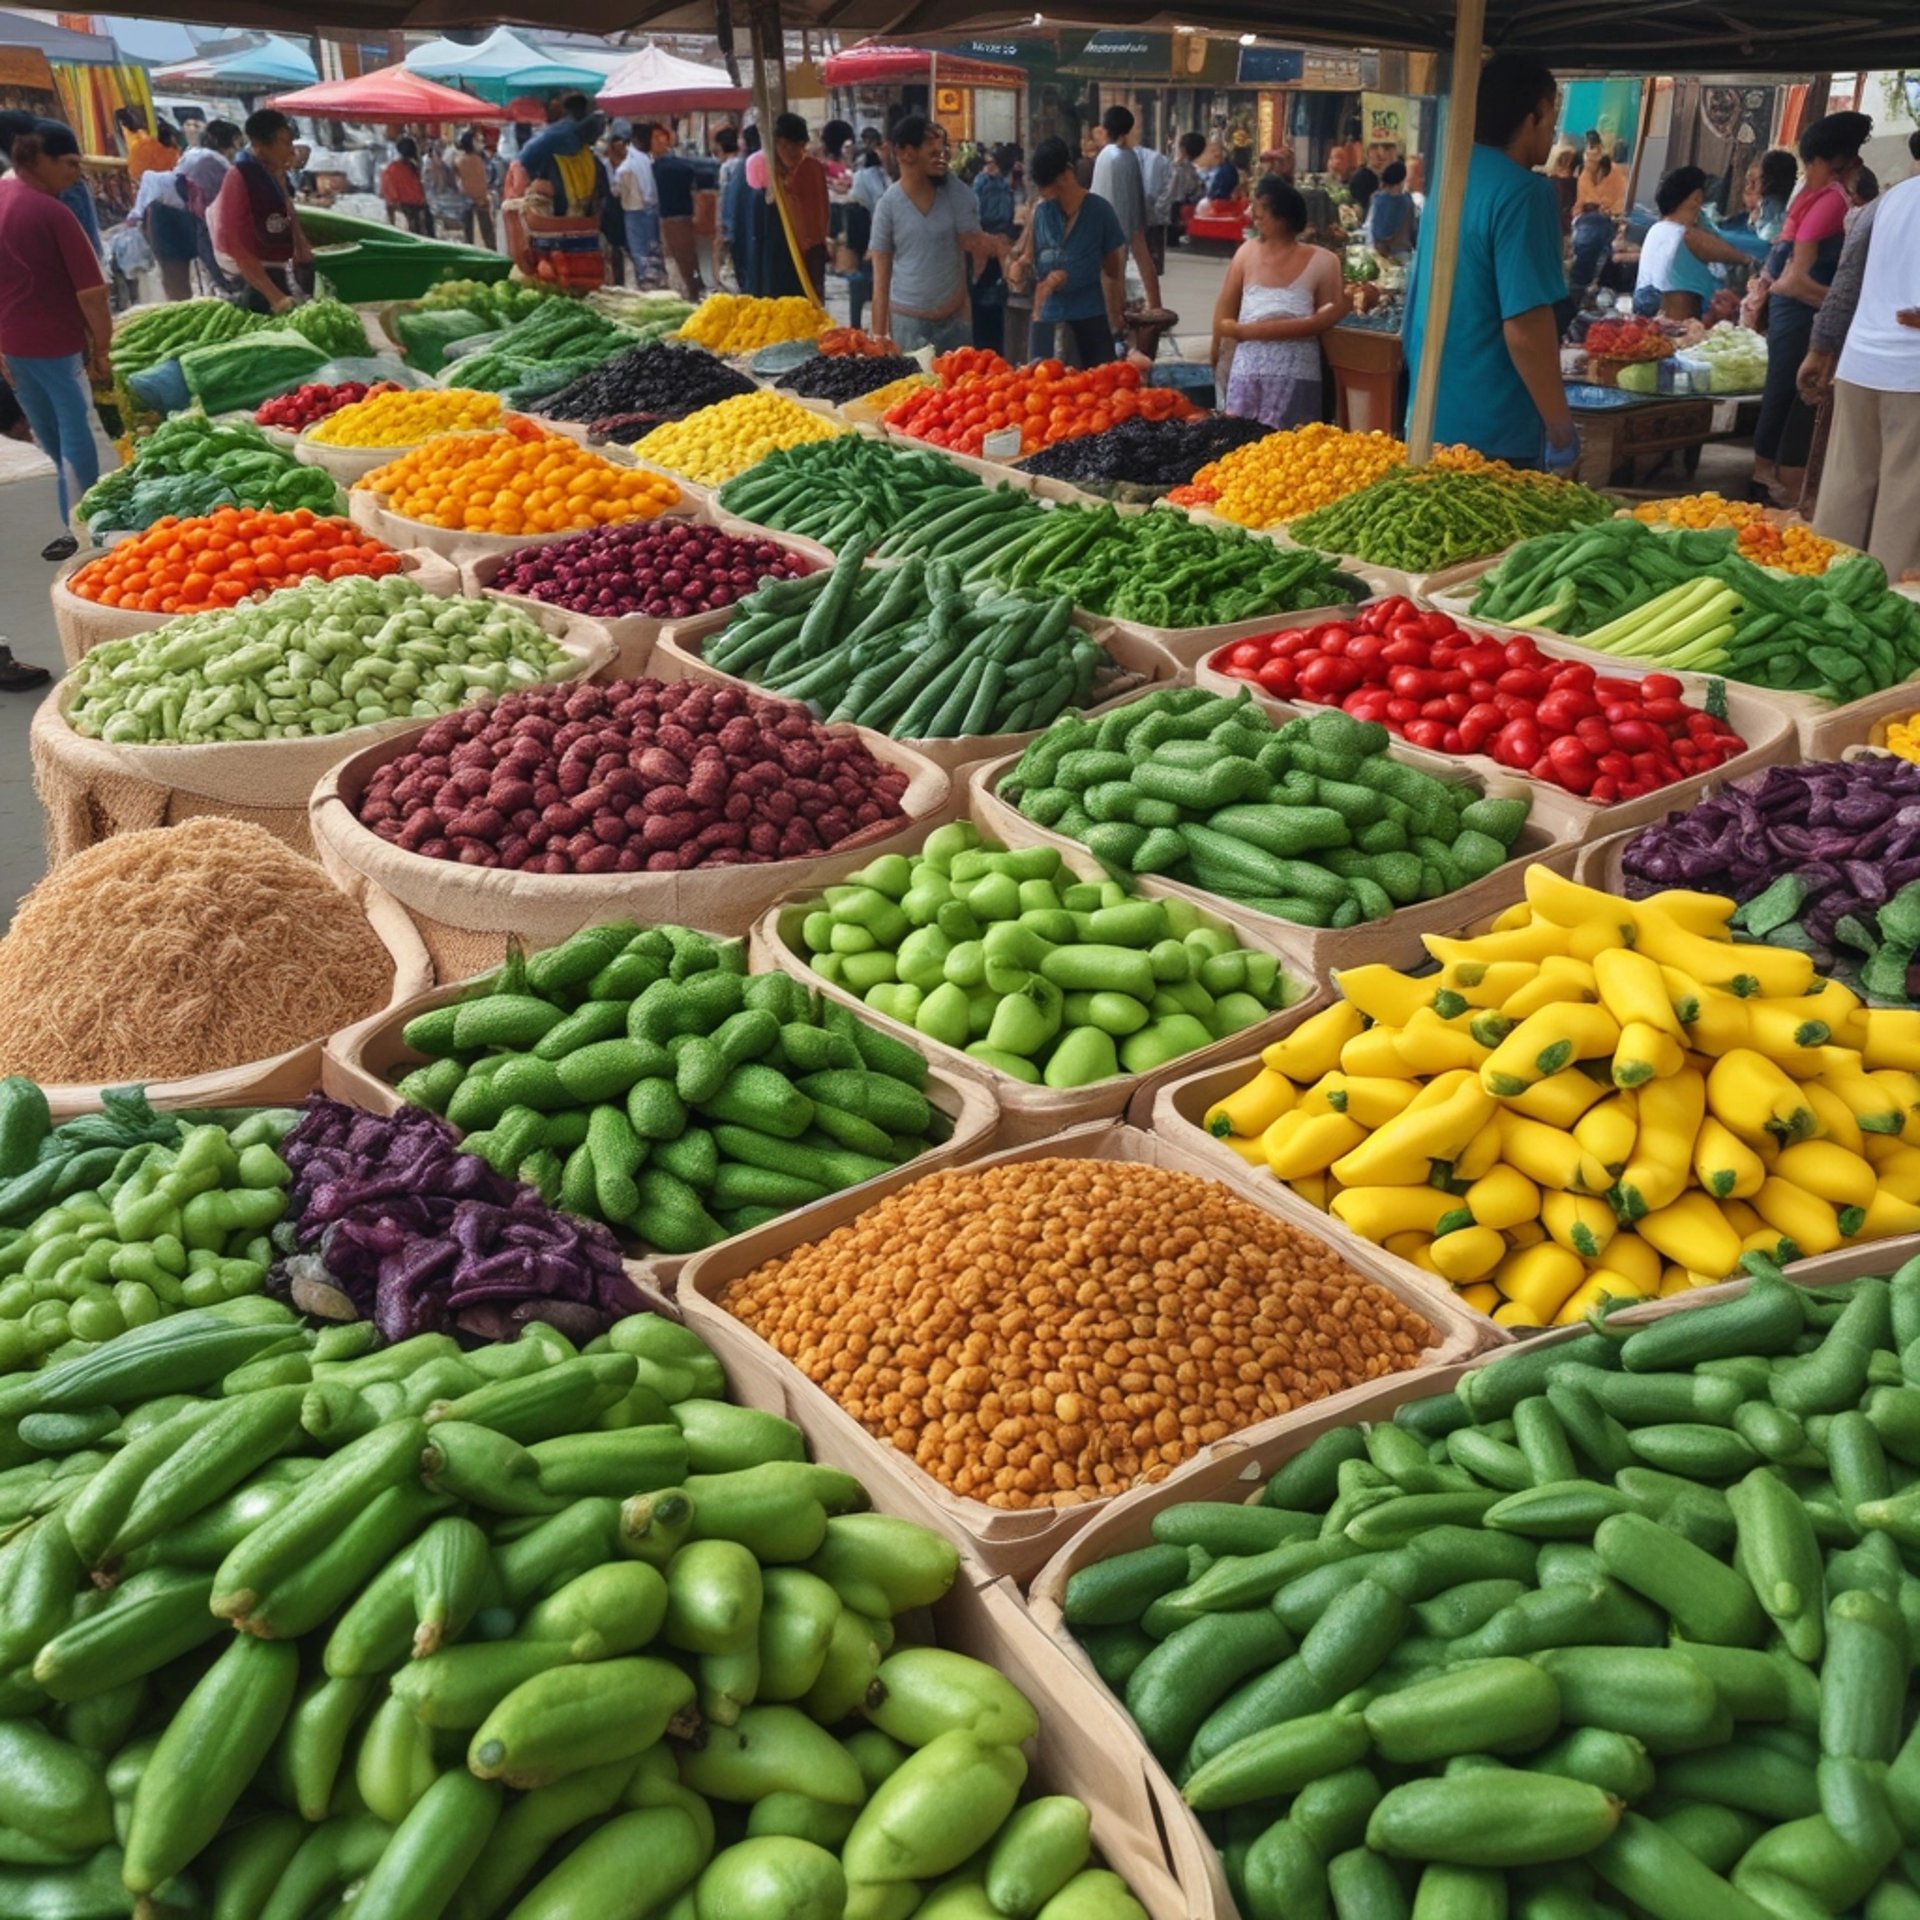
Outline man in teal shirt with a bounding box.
[1405,55,1580,470]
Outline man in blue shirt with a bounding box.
[1404,55,1579,470]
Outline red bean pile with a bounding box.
[355,679,912,874]
[489,520,813,622]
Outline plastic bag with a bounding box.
[310,356,440,391]
[126,359,191,417]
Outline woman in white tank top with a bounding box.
[1212,176,1344,430]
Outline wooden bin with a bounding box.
[322,962,1001,1298]
[750,843,1324,1148]
[1022,1263,1904,1919]
[675,1122,1491,1584]
[1418,554,1920,762]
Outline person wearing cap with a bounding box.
[0,119,107,651]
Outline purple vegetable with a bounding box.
[489,519,811,620]
[275,1095,659,1342]
[1620,760,1920,979]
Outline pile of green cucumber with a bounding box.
[0,1298,1149,1918]
[395,923,949,1253]
[1064,1254,1920,1920]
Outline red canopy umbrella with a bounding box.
[503,95,550,122]
[820,41,1024,88]
[267,65,506,123]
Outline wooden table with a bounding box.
[1567,387,1764,489]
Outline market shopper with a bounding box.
[129,153,198,301]
[1138,134,1173,273]
[209,110,312,316]
[1091,106,1163,314]
[1634,165,1754,319]
[1801,173,1920,579]
[120,107,171,185]
[712,126,740,287]
[1213,176,1343,430]
[175,120,239,291]
[869,117,1003,356]
[1403,54,1577,470]
[380,137,433,236]
[614,123,664,287]
[655,128,705,302]
[1367,159,1416,266]
[725,127,763,296]
[0,124,106,607]
[843,147,883,330]
[1568,159,1618,299]
[455,132,494,250]
[767,113,829,305]
[1014,136,1124,368]
[1169,131,1205,242]
[970,143,1017,354]
[1751,110,1873,507]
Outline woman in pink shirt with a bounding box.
[1751,110,1871,505]
[0,123,108,595]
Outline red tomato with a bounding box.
[1608,718,1661,752]
[1297,655,1364,699]
[1381,636,1428,667]
[1386,697,1420,723]
[1640,674,1684,700]
[1496,667,1550,701]
[1346,633,1386,668]
[1308,623,1354,651]
[1491,719,1541,769]
[1256,659,1299,697]
[1404,719,1449,750]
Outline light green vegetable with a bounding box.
[65,575,572,747]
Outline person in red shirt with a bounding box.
[210,109,312,315]
[381,137,432,236]
[0,123,104,671]
[770,112,830,305]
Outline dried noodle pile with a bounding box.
[0,820,394,1084]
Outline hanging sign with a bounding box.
[1238,46,1305,86]
[1362,92,1413,151]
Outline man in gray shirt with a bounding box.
[1091,104,1163,312]
[870,115,1005,354]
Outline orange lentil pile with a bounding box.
[720,1159,1437,1511]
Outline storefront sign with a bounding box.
[1060,31,1173,75]
[1363,92,1413,152]
[0,45,56,93]
[949,38,1052,66]
[1304,52,1368,89]
[1238,46,1305,86]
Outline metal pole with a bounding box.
[1404,0,1487,464]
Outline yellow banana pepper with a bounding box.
[1341,1027,1415,1079]
[1635,1191,1743,1278]
[1429,1225,1508,1285]
[1594,947,1686,1039]
[1771,1139,1877,1210]
[1263,1002,1365,1081]
[1612,1021,1687,1089]
[1859,1190,1920,1241]
[1330,1186,1459,1240]
[1802,1084,1864,1155]
[1480,1004,1621,1098]
[1263,1109,1368,1180]
[1498,1112,1614,1195]
[1541,1190,1619,1262]
[1495,1240,1588,1322]
[1614,1070,1707,1218]
[1707,1048,1818,1146]
[1464,1163,1542,1232]
[1333,964,1435,1029]
[1573,1093,1639,1177]
[1497,957,1600,1022]
[1329,1071,1494,1188]
[1691,1116,1768,1201]
[1502,1068,1611,1130]
[1815,1062,1907,1137]
[1204,1066,1296,1139]
[1751,1177,1847,1255]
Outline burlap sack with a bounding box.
[310,718,952,980]
[32,605,613,869]
[462,524,835,682]
[39,873,433,1121]
[50,549,461,671]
